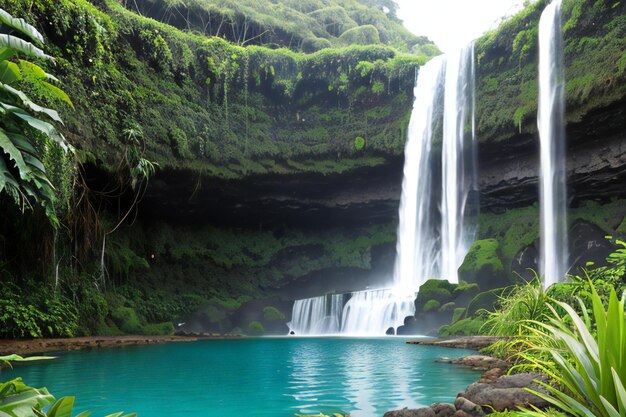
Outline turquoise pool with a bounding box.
[4,338,479,417]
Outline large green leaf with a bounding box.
[0,128,31,180]
[47,397,75,417]
[0,9,44,44]
[0,61,21,84]
[0,103,66,149]
[0,34,50,60]
[0,379,55,417]
[0,83,62,123]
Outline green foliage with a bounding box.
[354,136,365,151]
[110,306,142,334]
[338,25,381,45]
[519,284,626,417]
[0,284,79,338]
[439,316,487,337]
[247,320,265,336]
[484,278,553,337]
[0,7,72,226]
[475,0,626,143]
[0,355,137,417]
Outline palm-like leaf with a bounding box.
[522,284,626,417]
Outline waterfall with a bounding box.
[538,0,567,288]
[393,56,445,292]
[440,43,478,284]
[288,294,344,335]
[289,43,478,336]
[340,289,416,335]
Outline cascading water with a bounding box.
[393,56,446,292]
[288,294,344,335]
[440,43,478,284]
[538,0,567,288]
[288,44,478,336]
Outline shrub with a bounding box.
[520,284,626,417]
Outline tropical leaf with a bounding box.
[17,60,46,80]
[47,397,76,417]
[0,83,62,123]
[40,81,74,109]
[0,9,44,44]
[0,128,31,180]
[0,61,21,84]
[0,34,51,60]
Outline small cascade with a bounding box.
[440,43,478,284]
[288,294,344,335]
[340,289,416,335]
[538,0,568,288]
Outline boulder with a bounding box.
[459,373,550,411]
[454,397,485,417]
[384,407,436,417]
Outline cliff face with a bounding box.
[1,0,625,335]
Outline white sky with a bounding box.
[395,0,530,53]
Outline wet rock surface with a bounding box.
[385,355,550,416]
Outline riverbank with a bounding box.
[0,335,209,356]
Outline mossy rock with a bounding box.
[439,302,456,312]
[110,306,143,334]
[423,299,441,312]
[467,289,505,316]
[247,320,265,336]
[452,307,467,323]
[262,306,285,321]
[459,239,507,289]
[416,279,455,303]
[338,25,380,45]
[439,317,486,337]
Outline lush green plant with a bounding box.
[484,277,553,337]
[0,284,79,338]
[519,284,626,417]
[0,355,136,417]
[0,8,71,225]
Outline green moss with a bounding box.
[439,302,456,312]
[423,299,441,312]
[439,317,486,337]
[452,307,467,323]
[339,25,381,45]
[110,306,143,334]
[247,320,265,336]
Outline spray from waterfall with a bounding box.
[538,0,567,288]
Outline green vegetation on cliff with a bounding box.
[128,0,436,53]
[3,0,435,179]
[476,0,626,142]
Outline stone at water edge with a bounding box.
[383,403,455,417]
[459,373,550,412]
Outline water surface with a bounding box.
[5,337,479,417]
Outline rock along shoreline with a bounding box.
[385,336,548,417]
